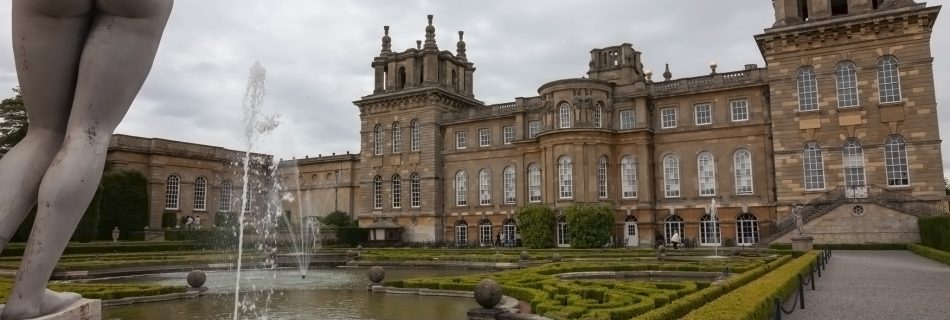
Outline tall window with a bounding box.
[528,121,541,138]
[619,110,635,129]
[503,219,517,245]
[797,66,819,111]
[479,169,492,205]
[373,124,383,155]
[663,155,680,198]
[697,152,716,196]
[694,103,712,125]
[455,220,468,244]
[664,215,684,244]
[503,126,514,144]
[193,177,207,211]
[410,173,421,208]
[503,167,516,204]
[842,138,866,187]
[479,219,492,246]
[731,99,749,122]
[528,164,541,203]
[242,188,252,212]
[597,156,608,199]
[835,61,859,107]
[877,56,902,103]
[410,119,421,152]
[621,156,637,198]
[456,171,468,206]
[165,175,180,210]
[736,213,759,246]
[219,180,232,211]
[803,142,826,190]
[592,105,602,128]
[391,174,402,208]
[884,135,909,186]
[734,149,753,194]
[699,214,721,245]
[558,155,573,199]
[373,176,383,209]
[661,108,677,128]
[479,128,491,147]
[456,131,467,149]
[559,103,572,128]
[556,216,570,247]
[391,122,402,153]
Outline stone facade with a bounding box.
[774,203,920,243]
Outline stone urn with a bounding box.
[187,270,206,288]
[474,279,503,309]
[368,266,385,284]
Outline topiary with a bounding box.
[565,204,613,249]
[516,204,556,249]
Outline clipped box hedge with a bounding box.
[0,241,208,257]
[908,243,950,265]
[918,216,950,252]
[767,243,907,250]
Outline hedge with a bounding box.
[164,229,239,248]
[516,205,556,249]
[908,243,950,265]
[680,251,819,320]
[0,241,208,257]
[565,204,613,249]
[0,277,183,303]
[918,216,950,252]
[768,243,907,250]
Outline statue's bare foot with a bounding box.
[1,289,81,320]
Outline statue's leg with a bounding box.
[1,1,172,319]
[0,0,93,256]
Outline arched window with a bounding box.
[219,180,232,212]
[391,122,402,153]
[193,177,207,211]
[242,188,252,213]
[502,218,517,246]
[734,150,753,194]
[455,171,468,206]
[503,167,516,204]
[884,135,909,186]
[803,142,826,190]
[558,155,573,199]
[699,214,721,246]
[410,173,421,208]
[736,213,759,246]
[373,124,383,155]
[556,215,570,247]
[455,220,468,244]
[559,103,572,129]
[797,66,819,111]
[528,163,541,203]
[621,156,637,198]
[663,154,680,198]
[479,219,493,246]
[842,138,866,187]
[593,104,603,128]
[877,56,902,103]
[479,169,492,205]
[664,214,684,244]
[391,174,402,208]
[373,176,383,209]
[410,119,421,152]
[835,61,859,107]
[165,175,180,210]
[597,156,608,199]
[698,152,716,196]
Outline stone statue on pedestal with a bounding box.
[792,204,805,235]
[0,1,172,319]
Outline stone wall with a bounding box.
[774,203,920,243]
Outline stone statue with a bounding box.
[0,1,172,319]
[792,205,805,235]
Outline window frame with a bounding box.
[410,119,421,152]
[835,61,860,108]
[663,155,681,198]
[455,171,468,206]
[694,103,712,125]
[734,149,754,195]
[503,167,516,204]
[877,56,902,104]
[391,174,402,208]
[597,156,608,199]
[558,156,573,199]
[373,176,383,209]
[619,110,635,129]
[842,138,866,187]
[478,169,492,205]
[503,126,514,144]
[559,103,572,129]
[528,121,541,139]
[884,135,910,187]
[797,66,819,111]
[478,128,491,147]
[373,124,383,155]
[455,131,467,149]
[735,213,759,246]
[660,108,677,129]
[391,122,402,153]
[803,142,826,191]
[528,164,542,203]
[165,174,180,210]
[193,177,207,211]
[730,99,749,122]
[697,152,716,196]
[219,180,232,212]
[410,173,421,208]
[621,156,637,199]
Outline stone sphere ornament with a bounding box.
[520,250,530,261]
[187,270,206,288]
[368,266,386,284]
[474,279,503,308]
[552,253,562,262]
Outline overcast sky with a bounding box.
[0,0,947,177]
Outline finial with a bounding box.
[416,40,422,50]
[663,63,672,81]
[709,61,718,75]
[384,25,390,36]
[456,31,467,59]
[381,26,392,53]
[427,14,433,26]
[645,70,653,83]
[424,15,437,49]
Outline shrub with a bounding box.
[918,216,950,252]
[73,185,103,243]
[97,170,149,240]
[215,211,238,228]
[163,229,238,248]
[336,227,369,246]
[565,204,613,249]
[161,211,178,229]
[908,243,950,265]
[321,210,357,228]
[516,204,556,249]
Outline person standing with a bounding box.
[670,232,681,250]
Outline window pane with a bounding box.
[391,122,401,153]
[504,167,516,204]
[664,155,680,197]
[698,152,716,196]
[695,104,712,125]
[803,142,826,190]
[842,139,866,187]
[622,157,637,198]
[391,175,401,208]
[456,171,468,206]
[479,169,492,205]
[661,108,677,128]
[884,135,909,186]
[798,67,819,111]
[503,126,514,144]
[559,156,573,199]
[878,56,902,104]
[734,150,753,194]
[620,110,635,129]
[410,120,421,151]
[559,103,572,128]
[730,100,749,121]
[528,164,541,203]
[836,62,859,107]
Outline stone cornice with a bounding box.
[354,87,483,116]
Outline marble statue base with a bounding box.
[0,299,101,320]
[791,235,815,251]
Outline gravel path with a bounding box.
[783,250,950,320]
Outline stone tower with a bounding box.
[353,15,481,241]
[756,0,944,215]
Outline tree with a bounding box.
[515,204,556,249]
[945,176,949,196]
[0,87,27,158]
[565,204,614,249]
[320,210,357,228]
[98,170,149,240]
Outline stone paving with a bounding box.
[784,250,950,320]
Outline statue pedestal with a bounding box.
[0,299,101,320]
[791,236,814,251]
[467,308,505,320]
